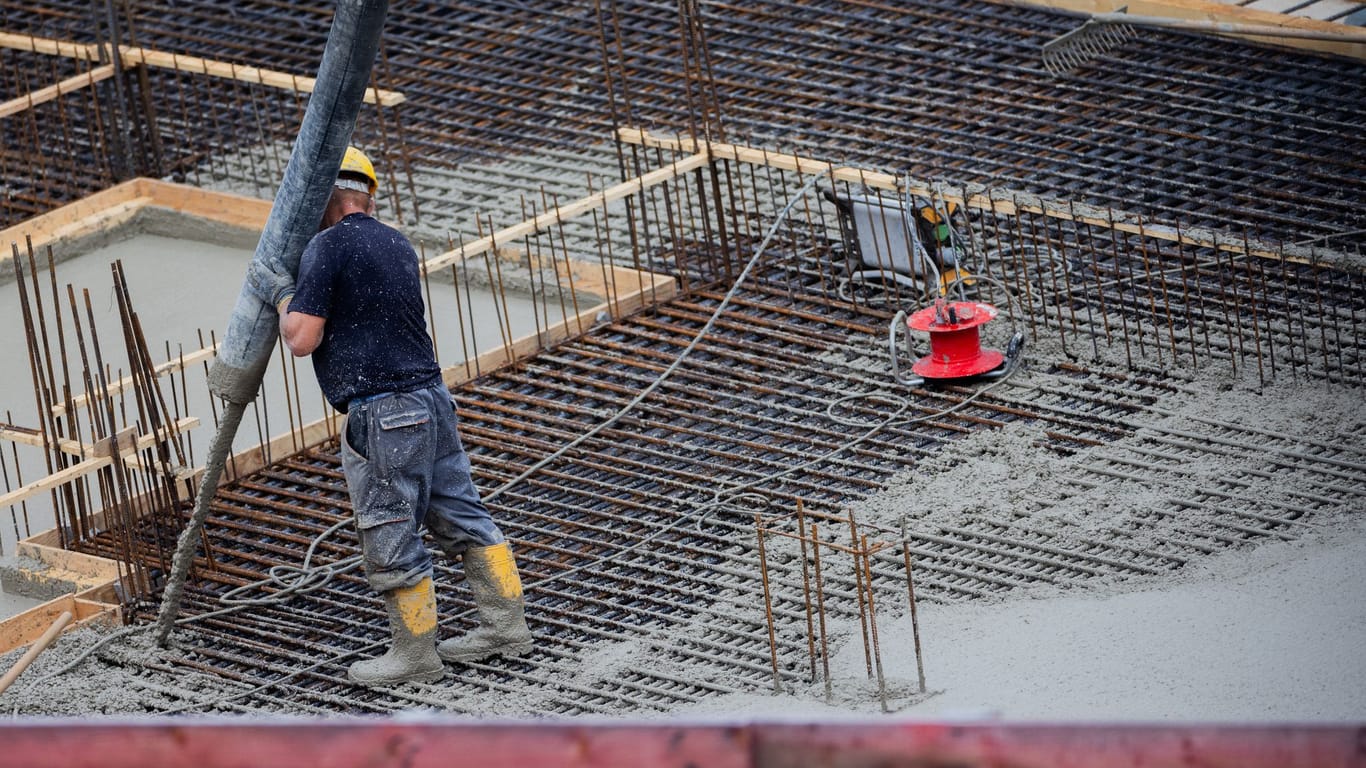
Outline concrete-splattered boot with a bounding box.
[348,576,446,686]
[437,542,533,662]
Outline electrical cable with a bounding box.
[10,167,1025,714]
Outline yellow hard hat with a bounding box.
[337,145,377,195]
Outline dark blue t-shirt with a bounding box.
[289,213,442,412]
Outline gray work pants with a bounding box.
[340,383,503,593]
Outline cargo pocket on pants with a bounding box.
[374,402,432,473]
[341,415,412,532]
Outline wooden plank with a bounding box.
[618,128,1335,267]
[116,45,406,107]
[1008,0,1366,59]
[14,542,123,584]
[442,276,678,389]
[421,152,711,275]
[0,31,99,61]
[0,32,405,106]
[143,179,271,231]
[0,419,198,508]
[44,196,151,243]
[0,457,114,510]
[0,178,149,253]
[52,344,218,417]
[0,63,117,119]
[0,590,119,655]
[90,426,138,458]
[0,424,44,449]
[0,601,77,656]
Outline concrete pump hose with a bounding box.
[154,0,392,645]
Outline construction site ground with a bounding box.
[4,373,1364,719]
[1,0,1363,730]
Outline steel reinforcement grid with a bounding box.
[53,154,1365,714]
[1,0,1363,253]
[1,0,1362,715]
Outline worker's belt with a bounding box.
[348,392,391,411]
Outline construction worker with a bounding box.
[247,146,533,686]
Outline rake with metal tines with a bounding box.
[1042,8,1366,75]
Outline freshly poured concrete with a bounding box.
[0,590,44,616]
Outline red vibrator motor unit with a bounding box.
[889,298,1023,387]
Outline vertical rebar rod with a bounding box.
[548,191,584,336]
[1169,222,1197,369]
[12,245,64,547]
[1133,215,1163,367]
[794,499,817,683]
[811,522,832,702]
[1068,201,1102,360]
[1216,236,1246,374]
[1104,207,1135,369]
[419,242,440,364]
[1278,243,1305,383]
[520,196,547,349]
[860,534,888,713]
[1310,258,1330,378]
[846,508,872,678]
[1009,198,1040,343]
[1146,226,1180,364]
[275,339,299,455]
[754,512,782,694]
[1240,228,1266,385]
[902,536,926,694]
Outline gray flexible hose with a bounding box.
[153,0,391,645]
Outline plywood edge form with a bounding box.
[0,529,131,655]
[0,589,120,656]
[15,539,124,585]
[0,178,270,272]
[1000,0,1366,60]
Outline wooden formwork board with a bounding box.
[1002,0,1366,60]
[0,31,406,107]
[0,177,270,261]
[1,167,679,651]
[0,586,120,656]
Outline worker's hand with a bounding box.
[245,260,296,313]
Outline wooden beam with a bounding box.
[0,63,118,119]
[0,178,147,254]
[0,419,199,509]
[1004,0,1366,60]
[422,151,711,275]
[0,588,120,656]
[51,343,218,418]
[618,128,1337,268]
[0,178,270,264]
[116,45,407,107]
[0,31,98,61]
[0,32,405,106]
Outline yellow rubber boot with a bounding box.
[437,542,533,662]
[347,576,445,686]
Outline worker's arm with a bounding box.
[278,297,326,356]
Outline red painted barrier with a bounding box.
[0,719,1360,768]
